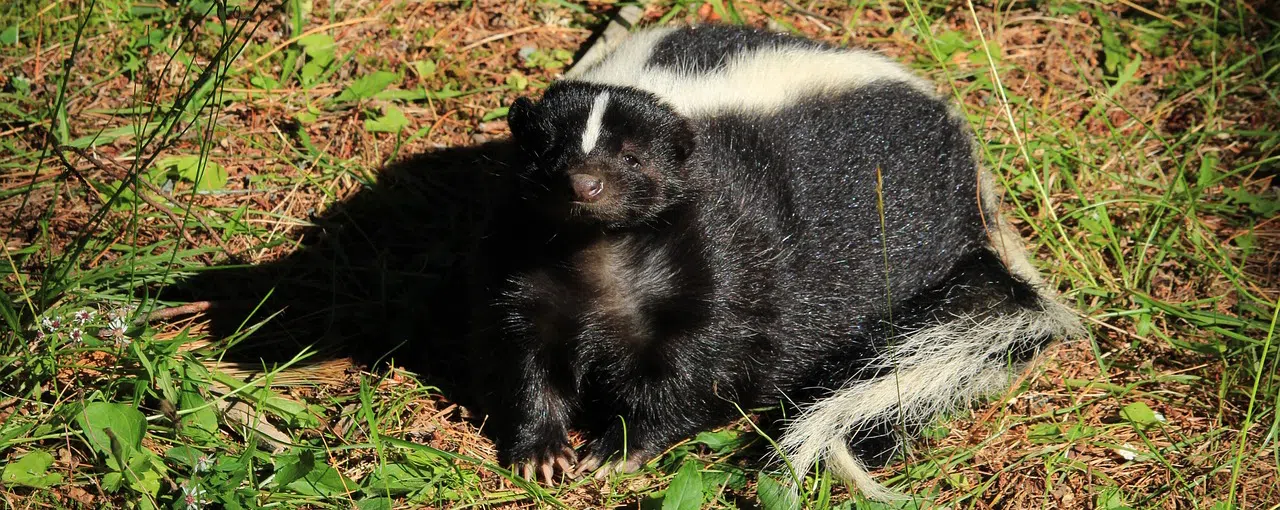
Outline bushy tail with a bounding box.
[778,216,1084,502]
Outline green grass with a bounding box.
[1,0,1277,508]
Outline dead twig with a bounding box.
[779,0,842,28]
[52,144,204,251]
[140,301,216,324]
[59,146,243,262]
[460,25,541,52]
[49,140,107,208]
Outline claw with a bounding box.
[513,445,579,485]
[593,462,616,480]
[555,455,574,474]
[592,456,644,480]
[618,457,643,474]
[574,454,602,478]
[540,462,554,485]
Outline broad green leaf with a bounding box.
[155,155,228,191]
[524,49,572,70]
[662,461,704,510]
[164,446,204,470]
[126,451,166,498]
[506,72,528,91]
[933,30,971,59]
[1197,153,1219,189]
[967,41,1002,65]
[180,388,220,441]
[1064,423,1097,441]
[365,104,410,133]
[288,460,354,497]
[1136,312,1154,336]
[1097,487,1135,510]
[336,71,399,103]
[356,497,392,510]
[1120,401,1162,430]
[131,31,166,49]
[275,449,354,496]
[1027,423,1061,443]
[0,25,18,45]
[103,471,124,492]
[250,74,280,90]
[190,162,227,192]
[76,402,147,470]
[297,33,335,60]
[756,473,796,510]
[297,34,335,85]
[374,88,428,101]
[1225,188,1279,216]
[1107,54,1144,94]
[691,429,740,453]
[411,59,436,78]
[1100,18,1129,74]
[273,450,316,488]
[363,463,430,495]
[2,450,63,488]
[1234,232,1255,255]
[301,60,327,84]
[93,179,143,212]
[700,465,748,492]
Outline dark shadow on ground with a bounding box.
[170,140,521,411]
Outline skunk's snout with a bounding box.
[571,173,604,203]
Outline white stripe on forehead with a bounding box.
[580,91,610,154]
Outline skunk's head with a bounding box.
[507,82,697,227]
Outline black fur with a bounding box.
[646,24,828,73]
[477,25,1054,480]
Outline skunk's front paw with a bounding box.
[508,436,578,485]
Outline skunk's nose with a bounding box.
[571,174,604,202]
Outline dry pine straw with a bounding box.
[2,0,1276,507]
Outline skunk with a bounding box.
[474,23,1083,500]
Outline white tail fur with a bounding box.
[778,294,1082,501]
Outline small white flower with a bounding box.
[35,329,46,342]
[195,455,213,473]
[113,334,131,349]
[41,316,62,332]
[69,328,84,343]
[181,483,207,509]
[73,309,95,324]
[1152,411,1166,423]
[106,306,136,322]
[108,317,126,332]
[1116,443,1140,461]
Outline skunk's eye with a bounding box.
[622,154,641,169]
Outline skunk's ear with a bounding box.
[507,97,550,151]
[670,118,696,164]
